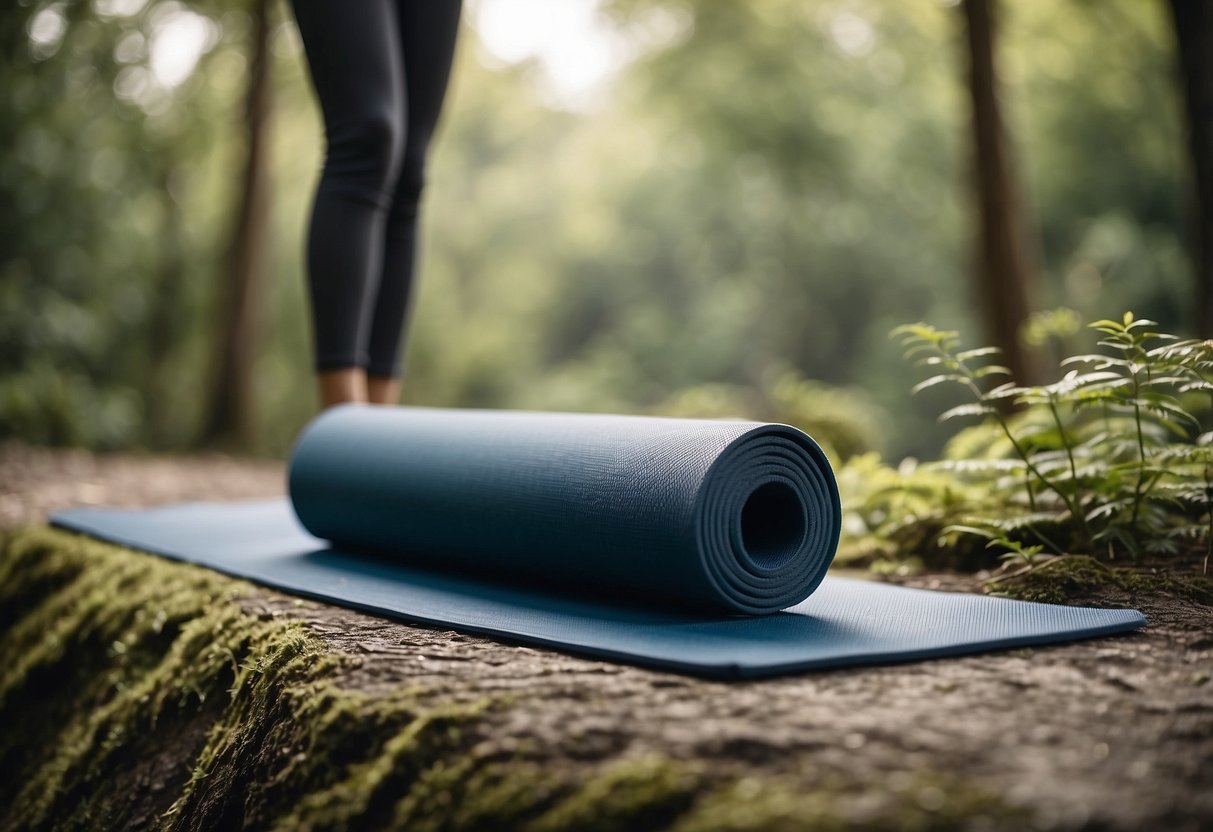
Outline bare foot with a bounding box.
[317,368,367,409]
[367,375,401,406]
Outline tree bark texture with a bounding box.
[1167,0,1213,337]
[202,0,274,447]
[961,0,1040,386]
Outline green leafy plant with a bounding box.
[842,312,1213,574]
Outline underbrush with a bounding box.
[838,311,1213,588]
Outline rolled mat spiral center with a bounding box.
[287,406,842,615]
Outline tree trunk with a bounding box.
[147,163,186,448]
[201,0,274,448]
[1167,0,1213,337]
[961,0,1039,385]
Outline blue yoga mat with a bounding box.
[51,406,1145,678]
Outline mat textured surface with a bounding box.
[51,406,1145,678]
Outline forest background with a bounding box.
[2,0,1208,466]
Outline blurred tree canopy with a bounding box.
[0,0,1194,460]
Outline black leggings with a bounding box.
[289,0,462,378]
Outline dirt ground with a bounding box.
[2,440,1211,830]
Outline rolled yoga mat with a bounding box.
[289,406,839,615]
[52,405,1145,679]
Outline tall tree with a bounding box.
[1167,0,1213,336]
[146,160,188,448]
[961,0,1039,385]
[202,0,274,447]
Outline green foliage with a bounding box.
[0,0,263,449]
[841,312,1213,570]
[0,0,1193,459]
[836,452,981,569]
[654,368,887,463]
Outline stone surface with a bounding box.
[2,441,1211,830]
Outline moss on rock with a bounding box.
[530,754,701,832]
[1,526,276,830]
[2,526,1029,831]
[0,528,499,831]
[674,770,1025,832]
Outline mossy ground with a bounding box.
[2,527,1030,831]
[990,554,1213,606]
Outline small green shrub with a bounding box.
[840,312,1213,573]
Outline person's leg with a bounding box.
[289,0,406,408]
[366,373,400,405]
[364,0,463,403]
[318,368,368,409]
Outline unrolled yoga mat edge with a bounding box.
[50,501,1146,680]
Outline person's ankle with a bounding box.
[317,367,368,409]
[366,374,401,406]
